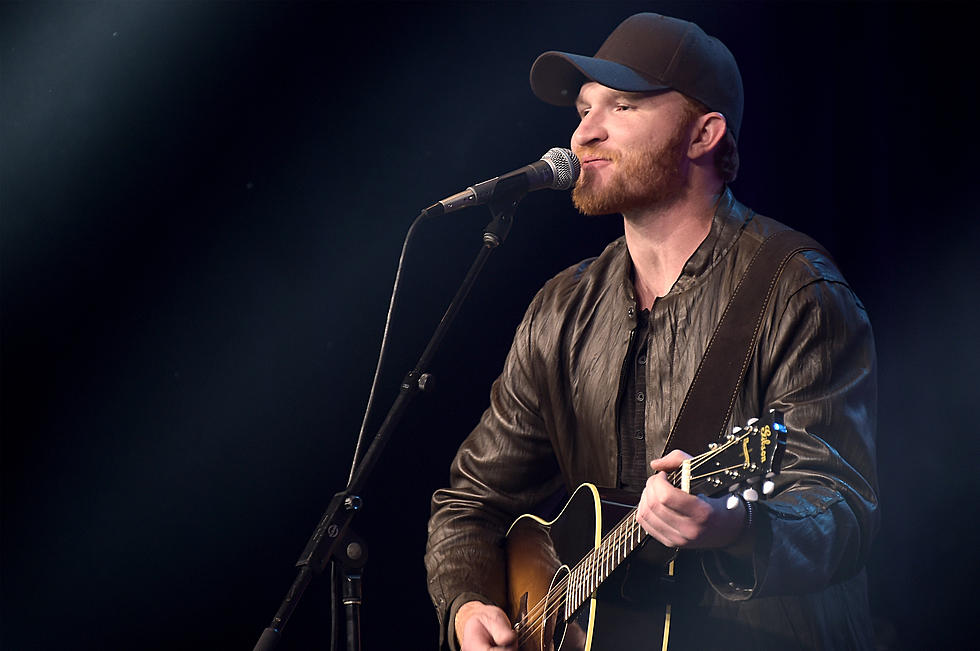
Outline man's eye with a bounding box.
[615,104,634,111]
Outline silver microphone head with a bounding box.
[541,147,581,190]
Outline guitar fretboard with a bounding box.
[564,509,645,619]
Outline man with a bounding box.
[425,13,878,651]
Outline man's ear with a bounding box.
[689,112,727,160]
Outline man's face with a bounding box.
[571,82,695,216]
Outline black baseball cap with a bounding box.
[530,13,744,140]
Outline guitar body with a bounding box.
[505,484,673,651]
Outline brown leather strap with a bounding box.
[662,228,829,455]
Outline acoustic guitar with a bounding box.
[504,409,786,651]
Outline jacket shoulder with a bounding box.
[548,236,626,287]
[742,213,853,295]
[528,237,628,315]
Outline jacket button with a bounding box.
[627,307,635,317]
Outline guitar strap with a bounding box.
[661,227,830,456]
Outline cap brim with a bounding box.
[530,51,670,106]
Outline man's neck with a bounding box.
[623,187,720,309]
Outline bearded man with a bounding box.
[425,13,878,651]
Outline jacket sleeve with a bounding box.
[424,290,565,649]
[704,272,880,599]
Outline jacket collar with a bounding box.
[619,187,754,306]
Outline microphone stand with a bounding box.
[253,175,528,651]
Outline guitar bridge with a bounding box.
[515,591,528,631]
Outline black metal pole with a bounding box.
[253,179,525,650]
[342,569,363,651]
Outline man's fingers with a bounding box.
[459,603,516,651]
[636,482,685,546]
[646,470,700,512]
[478,608,516,646]
[649,449,693,472]
[637,470,714,547]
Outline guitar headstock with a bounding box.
[684,409,786,501]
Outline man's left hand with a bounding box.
[636,449,746,550]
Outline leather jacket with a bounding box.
[425,190,879,649]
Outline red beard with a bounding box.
[572,122,690,216]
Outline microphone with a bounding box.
[423,148,580,217]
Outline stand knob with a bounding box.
[346,542,364,562]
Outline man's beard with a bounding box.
[572,125,690,216]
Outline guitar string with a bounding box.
[515,434,749,643]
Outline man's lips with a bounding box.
[580,156,612,168]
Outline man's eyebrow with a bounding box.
[576,89,661,108]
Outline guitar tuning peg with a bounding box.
[742,487,759,502]
[763,480,775,495]
[746,417,758,426]
[726,494,740,510]
[731,426,742,434]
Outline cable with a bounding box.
[347,210,431,484]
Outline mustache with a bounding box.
[573,147,622,163]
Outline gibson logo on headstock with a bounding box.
[760,425,772,463]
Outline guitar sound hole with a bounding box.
[547,566,568,650]
[545,566,588,651]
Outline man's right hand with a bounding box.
[454,600,517,651]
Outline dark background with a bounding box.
[2,1,977,649]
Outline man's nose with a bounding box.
[572,112,606,148]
